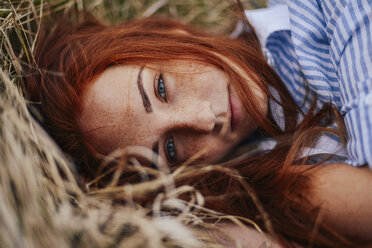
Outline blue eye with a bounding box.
[166,136,176,162]
[157,74,167,100]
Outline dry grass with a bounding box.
[0,0,267,247]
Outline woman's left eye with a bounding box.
[157,74,167,101]
[165,136,176,163]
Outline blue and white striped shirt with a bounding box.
[245,0,372,168]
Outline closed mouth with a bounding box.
[228,86,241,131]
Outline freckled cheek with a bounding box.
[182,136,230,163]
[174,74,215,96]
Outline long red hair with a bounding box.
[25,10,365,248]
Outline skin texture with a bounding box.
[79,60,266,166]
[307,164,372,241]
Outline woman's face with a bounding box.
[80,60,263,166]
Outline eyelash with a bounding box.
[157,73,167,102]
[165,136,176,163]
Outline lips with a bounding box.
[229,86,242,131]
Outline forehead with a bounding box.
[79,65,144,153]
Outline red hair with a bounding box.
[25,12,364,247]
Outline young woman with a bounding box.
[25,0,372,247]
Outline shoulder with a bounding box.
[306,164,372,240]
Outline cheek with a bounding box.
[181,135,232,163]
[174,71,225,98]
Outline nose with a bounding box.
[169,101,216,133]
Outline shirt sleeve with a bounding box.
[289,0,372,167]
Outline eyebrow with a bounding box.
[137,66,152,113]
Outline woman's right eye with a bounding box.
[157,73,167,102]
[165,136,176,163]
